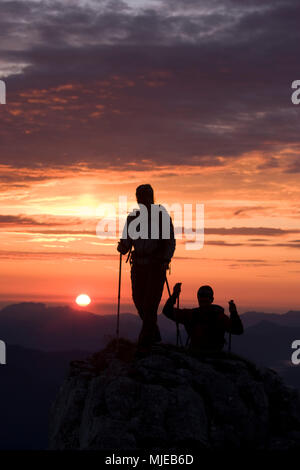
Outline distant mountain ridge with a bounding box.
[0,302,299,351]
[0,302,173,351]
[240,310,300,327]
[233,320,300,390]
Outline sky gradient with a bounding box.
[0,0,299,313]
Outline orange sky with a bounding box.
[0,155,299,313]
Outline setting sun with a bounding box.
[75,294,91,307]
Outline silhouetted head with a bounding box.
[197,285,214,307]
[136,184,154,207]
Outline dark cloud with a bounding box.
[233,206,273,217]
[257,157,280,170]
[205,241,243,246]
[0,214,63,226]
[0,249,116,260]
[205,227,300,236]
[27,229,96,236]
[284,156,300,173]
[2,213,299,241]
[0,214,84,228]
[205,239,300,249]
[0,169,67,190]
[273,243,300,249]
[0,0,299,168]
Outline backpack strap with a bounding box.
[126,244,133,263]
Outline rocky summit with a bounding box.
[49,339,300,450]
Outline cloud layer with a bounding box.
[0,0,299,169]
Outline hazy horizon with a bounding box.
[0,299,299,316]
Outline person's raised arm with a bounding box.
[162,283,191,324]
[228,300,244,335]
[218,300,243,335]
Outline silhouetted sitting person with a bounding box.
[163,283,243,353]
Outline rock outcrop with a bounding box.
[49,339,300,450]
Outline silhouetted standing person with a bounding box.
[163,283,243,353]
[118,184,176,355]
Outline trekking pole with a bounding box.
[116,252,122,352]
[228,299,233,353]
[176,293,181,347]
[165,275,171,297]
[165,276,182,347]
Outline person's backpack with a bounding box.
[128,205,174,264]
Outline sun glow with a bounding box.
[75,294,91,307]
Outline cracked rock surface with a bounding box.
[49,339,300,450]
